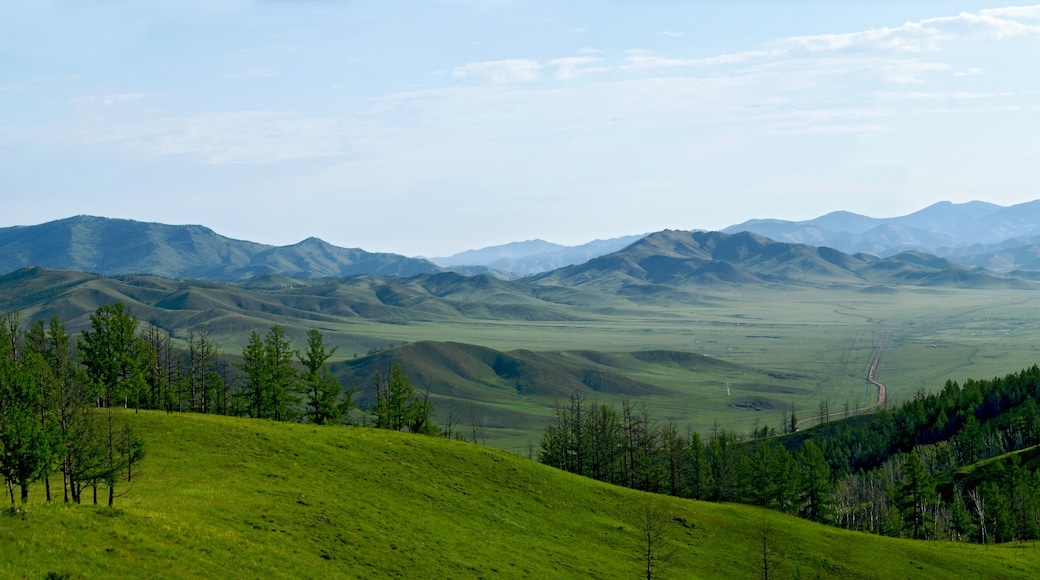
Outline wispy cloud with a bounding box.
[877,90,1015,100]
[69,111,356,164]
[451,59,542,83]
[981,5,1040,19]
[548,57,604,80]
[71,92,150,107]
[882,62,952,84]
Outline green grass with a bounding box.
[9,269,1040,450]
[2,411,1039,579]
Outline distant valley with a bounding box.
[4,213,1040,449]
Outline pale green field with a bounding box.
[311,285,1040,449]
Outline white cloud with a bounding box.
[71,92,150,107]
[620,50,774,71]
[882,62,952,84]
[980,5,1040,19]
[778,8,1040,55]
[451,59,542,84]
[877,91,1014,100]
[69,111,356,164]
[953,67,984,77]
[548,56,604,80]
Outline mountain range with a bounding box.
[4,200,1040,282]
[427,235,645,277]
[724,200,1040,272]
[0,215,444,280]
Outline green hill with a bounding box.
[528,230,1027,290]
[0,216,443,280]
[2,411,1038,579]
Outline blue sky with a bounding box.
[2,1,1038,256]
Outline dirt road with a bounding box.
[794,332,890,431]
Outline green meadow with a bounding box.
[6,267,1040,450]
[3,410,1039,579]
[330,285,1040,450]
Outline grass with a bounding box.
[9,269,1040,450]
[2,411,1040,579]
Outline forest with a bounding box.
[537,368,1040,544]
[0,302,434,509]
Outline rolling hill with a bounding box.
[3,410,1037,579]
[527,230,1026,290]
[0,215,444,280]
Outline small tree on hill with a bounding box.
[371,364,434,433]
[299,329,344,425]
[79,303,152,409]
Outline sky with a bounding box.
[1,1,1038,257]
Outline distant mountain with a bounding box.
[429,235,646,277]
[0,216,443,280]
[528,230,1026,290]
[723,200,1040,270]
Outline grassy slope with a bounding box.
[2,411,1038,579]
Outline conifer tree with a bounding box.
[299,329,345,425]
[897,450,934,539]
[79,303,151,409]
[796,440,833,524]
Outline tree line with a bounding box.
[538,392,834,523]
[539,364,1040,544]
[0,301,447,508]
[0,308,143,508]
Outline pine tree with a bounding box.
[299,329,343,425]
[264,325,298,422]
[78,303,152,409]
[897,450,934,539]
[239,331,269,419]
[796,440,833,524]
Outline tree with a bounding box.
[264,325,298,422]
[239,331,270,419]
[79,303,151,409]
[371,364,433,434]
[42,316,95,503]
[237,325,298,421]
[141,321,175,412]
[796,440,833,524]
[0,314,52,505]
[640,499,671,579]
[299,329,344,425]
[183,328,222,414]
[897,450,935,539]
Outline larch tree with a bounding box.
[299,329,344,425]
[0,314,52,505]
[78,303,152,409]
[796,440,834,524]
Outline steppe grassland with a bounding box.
[3,411,1039,579]
[312,285,1040,440]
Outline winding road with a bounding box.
[794,332,890,431]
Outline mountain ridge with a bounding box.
[723,200,1040,269]
[0,215,444,281]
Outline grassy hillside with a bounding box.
[2,411,1039,579]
